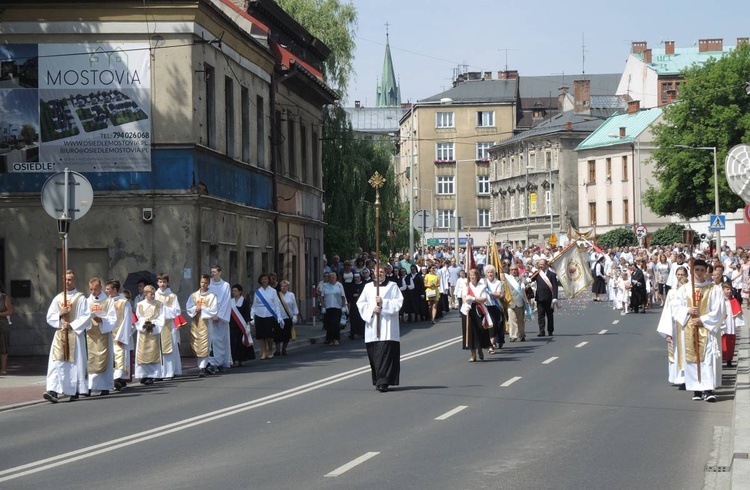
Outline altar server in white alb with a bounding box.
[208,265,232,370]
[134,285,165,385]
[155,273,182,379]
[656,265,688,387]
[357,265,403,393]
[671,259,724,402]
[86,277,117,396]
[186,274,219,376]
[43,270,91,403]
[105,279,134,391]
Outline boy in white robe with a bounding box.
[357,265,403,392]
[672,259,724,402]
[186,274,220,376]
[155,273,182,379]
[134,285,165,385]
[656,266,688,386]
[105,279,134,391]
[44,270,91,403]
[86,277,117,396]
[208,265,232,370]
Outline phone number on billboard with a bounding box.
[113,132,150,138]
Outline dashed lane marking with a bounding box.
[542,357,558,364]
[325,452,380,477]
[435,405,468,420]
[598,329,608,335]
[500,376,522,387]
[575,342,589,348]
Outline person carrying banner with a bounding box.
[533,259,558,337]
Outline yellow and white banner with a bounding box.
[551,243,593,298]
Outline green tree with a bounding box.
[649,223,686,246]
[322,106,402,258]
[597,227,637,248]
[20,124,37,145]
[644,45,750,219]
[276,0,357,98]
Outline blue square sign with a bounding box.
[709,214,726,231]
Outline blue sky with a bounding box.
[344,0,748,106]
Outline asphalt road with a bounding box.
[0,299,733,489]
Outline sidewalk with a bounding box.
[0,321,331,412]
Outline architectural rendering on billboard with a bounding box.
[1,43,151,173]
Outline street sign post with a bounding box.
[412,209,433,233]
[635,225,648,239]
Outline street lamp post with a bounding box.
[676,145,720,250]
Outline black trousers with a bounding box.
[537,300,554,335]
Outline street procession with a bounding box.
[3,0,750,488]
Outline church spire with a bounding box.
[376,24,400,107]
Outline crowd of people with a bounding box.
[33,237,750,403]
[586,241,747,403]
[41,265,299,403]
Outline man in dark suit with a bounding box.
[534,259,559,336]
[629,261,647,313]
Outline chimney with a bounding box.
[665,41,675,55]
[355,100,361,108]
[643,48,652,64]
[619,127,627,138]
[666,89,677,104]
[738,37,750,47]
[566,121,573,131]
[573,79,591,114]
[484,71,492,80]
[699,38,723,53]
[631,41,647,54]
[505,70,518,79]
[468,71,481,80]
[558,85,569,112]
[627,100,640,114]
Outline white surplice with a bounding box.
[672,281,724,391]
[45,289,90,396]
[155,287,182,377]
[209,279,232,368]
[134,299,165,379]
[87,292,117,391]
[656,287,685,385]
[357,280,403,343]
[186,290,219,369]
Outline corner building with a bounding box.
[0,0,332,355]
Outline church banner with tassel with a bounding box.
[550,243,593,299]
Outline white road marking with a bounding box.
[598,329,608,335]
[325,452,380,477]
[0,337,464,484]
[500,376,522,387]
[435,405,468,420]
[542,357,558,364]
[575,342,589,348]
[612,320,620,324]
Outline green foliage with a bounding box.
[597,227,638,248]
[20,124,37,145]
[276,0,357,98]
[649,223,686,246]
[645,45,750,219]
[322,106,402,258]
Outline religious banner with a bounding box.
[551,243,593,298]
[1,43,151,173]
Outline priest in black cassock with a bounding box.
[357,265,403,392]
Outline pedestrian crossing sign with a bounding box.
[709,214,726,231]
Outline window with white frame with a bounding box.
[477,175,490,195]
[436,142,455,161]
[477,111,495,127]
[437,209,455,229]
[436,175,455,195]
[510,198,515,219]
[476,142,493,160]
[519,192,526,217]
[478,209,491,228]
[545,189,552,214]
[436,112,454,128]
